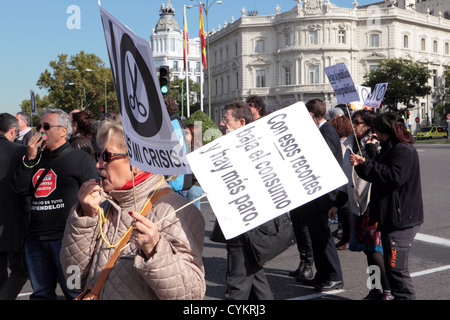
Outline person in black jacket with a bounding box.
[13,108,98,300]
[350,111,423,300]
[0,113,29,300]
[292,99,346,292]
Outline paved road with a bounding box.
[16,143,450,301]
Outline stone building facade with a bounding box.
[206,0,450,129]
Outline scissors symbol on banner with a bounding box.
[126,56,148,118]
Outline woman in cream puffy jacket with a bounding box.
[60,117,205,300]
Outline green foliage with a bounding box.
[36,51,118,118]
[185,110,222,144]
[363,58,432,113]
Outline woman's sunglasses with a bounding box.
[36,122,63,131]
[100,150,128,163]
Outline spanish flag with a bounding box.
[183,6,189,69]
[199,6,207,69]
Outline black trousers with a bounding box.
[290,207,314,266]
[304,201,343,283]
[0,251,28,300]
[224,243,274,300]
[381,225,420,300]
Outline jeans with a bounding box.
[178,185,203,210]
[24,237,80,300]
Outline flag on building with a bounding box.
[183,6,189,69]
[199,5,207,69]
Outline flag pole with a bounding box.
[183,5,190,118]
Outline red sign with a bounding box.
[415,117,420,123]
[446,113,450,121]
[33,169,57,198]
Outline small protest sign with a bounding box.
[363,83,388,109]
[325,63,360,104]
[99,4,190,175]
[187,102,348,239]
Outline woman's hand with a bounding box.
[129,211,160,259]
[350,153,366,166]
[77,180,102,217]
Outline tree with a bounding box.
[363,58,432,113]
[434,67,450,120]
[166,77,201,118]
[37,51,118,117]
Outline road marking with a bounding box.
[414,233,450,247]
[411,265,450,278]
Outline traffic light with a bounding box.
[159,66,170,95]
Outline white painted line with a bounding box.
[411,265,450,278]
[288,289,346,300]
[17,292,32,297]
[414,233,450,247]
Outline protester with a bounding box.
[293,99,346,292]
[350,111,423,300]
[245,95,267,121]
[338,109,393,300]
[329,111,353,250]
[15,112,33,146]
[217,101,274,300]
[69,110,95,158]
[60,116,206,300]
[183,123,204,210]
[13,108,98,300]
[0,114,29,300]
[164,96,193,195]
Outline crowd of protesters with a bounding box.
[0,96,423,300]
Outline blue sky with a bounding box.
[0,0,375,116]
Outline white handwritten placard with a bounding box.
[325,63,360,104]
[187,102,348,239]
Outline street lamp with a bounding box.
[190,0,222,117]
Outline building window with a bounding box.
[196,62,200,72]
[433,70,438,87]
[338,30,346,44]
[310,31,318,45]
[369,64,380,72]
[370,34,380,47]
[173,61,178,71]
[236,72,239,90]
[309,65,319,84]
[255,40,265,53]
[445,42,449,55]
[256,70,266,87]
[285,33,292,47]
[403,35,409,48]
[433,40,438,53]
[285,67,291,85]
[421,38,426,51]
[170,38,175,52]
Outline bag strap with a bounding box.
[88,188,171,297]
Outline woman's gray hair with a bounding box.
[42,108,73,139]
[96,115,127,152]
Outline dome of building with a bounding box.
[154,0,181,34]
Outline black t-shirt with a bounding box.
[14,142,98,240]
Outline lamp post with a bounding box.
[190,0,222,117]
